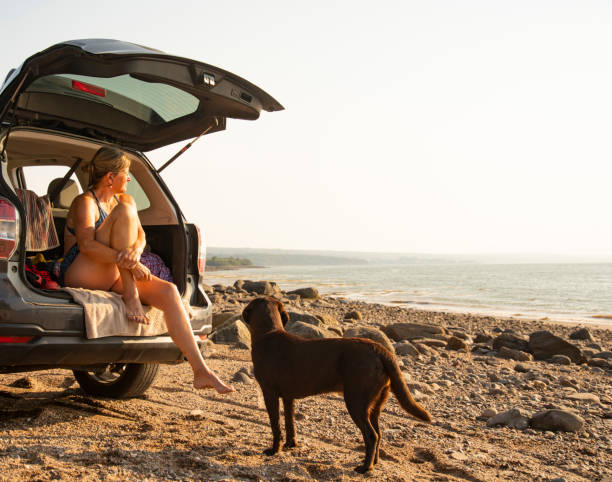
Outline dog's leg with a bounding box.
[344,390,379,473]
[370,385,390,465]
[282,397,298,449]
[263,392,281,455]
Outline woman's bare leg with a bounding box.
[113,275,234,393]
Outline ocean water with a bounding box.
[203,262,612,326]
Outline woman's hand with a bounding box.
[116,247,142,270]
[130,262,151,281]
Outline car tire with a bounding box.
[73,363,159,399]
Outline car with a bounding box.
[0,39,283,398]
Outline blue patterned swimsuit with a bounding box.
[58,191,118,286]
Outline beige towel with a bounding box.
[64,287,168,339]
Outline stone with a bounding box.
[187,409,205,421]
[239,280,282,297]
[287,287,319,299]
[593,351,612,359]
[529,409,584,432]
[231,369,252,384]
[497,346,533,362]
[416,338,447,348]
[481,408,497,418]
[287,321,333,339]
[492,333,530,352]
[528,331,585,364]
[446,336,469,352]
[413,343,435,356]
[233,280,245,290]
[569,328,594,341]
[382,322,446,342]
[514,363,531,373]
[343,326,395,353]
[474,333,493,344]
[315,313,339,326]
[344,310,362,321]
[9,377,35,389]
[551,354,572,365]
[567,392,601,404]
[212,311,240,331]
[286,311,326,328]
[587,358,610,368]
[209,320,251,348]
[395,341,420,357]
[486,409,529,429]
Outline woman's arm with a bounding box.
[71,195,119,264]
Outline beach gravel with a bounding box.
[0,287,610,481]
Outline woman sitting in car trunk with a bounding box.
[60,146,233,394]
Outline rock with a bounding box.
[287,321,333,339]
[201,283,214,294]
[59,376,75,388]
[315,313,339,326]
[233,280,245,290]
[587,358,610,368]
[344,310,362,321]
[529,409,584,432]
[187,409,205,421]
[413,343,435,356]
[395,341,420,357]
[231,369,252,384]
[551,354,572,365]
[212,311,241,331]
[446,336,469,352]
[382,322,446,342]
[528,331,585,364]
[492,333,529,352]
[567,392,601,404]
[514,363,531,373]
[209,320,251,348]
[474,333,493,344]
[416,338,447,348]
[287,287,319,299]
[9,377,35,389]
[569,328,595,341]
[239,280,282,297]
[486,409,529,429]
[481,408,497,418]
[593,351,612,359]
[286,311,325,328]
[497,346,533,362]
[344,326,395,353]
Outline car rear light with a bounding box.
[72,80,106,97]
[195,225,206,274]
[0,197,19,260]
[0,336,33,343]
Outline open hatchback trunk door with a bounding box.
[0,39,284,151]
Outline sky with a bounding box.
[3,1,612,258]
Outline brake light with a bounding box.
[0,336,33,343]
[0,197,19,260]
[72,80,106,97]
[195,225,206,274]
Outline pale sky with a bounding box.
[4,1,612,257]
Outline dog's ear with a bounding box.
[274,299,290,326]
[241,303,253,325]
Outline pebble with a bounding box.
[567,392,601,404]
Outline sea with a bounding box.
[203,260,612,327]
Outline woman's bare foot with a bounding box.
[123,294,150,324]
[194,369,235,394]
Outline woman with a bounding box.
[61,146,233,394]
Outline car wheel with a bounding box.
[73,363,159,399]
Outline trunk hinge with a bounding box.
[157,118,218,174]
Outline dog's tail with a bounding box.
[380,351,432,423]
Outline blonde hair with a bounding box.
[86,147,130,189]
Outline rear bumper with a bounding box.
[0,335,206,372]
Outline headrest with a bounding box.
[47,178,79,209]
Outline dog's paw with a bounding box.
[263,448,279,456]
[354,465,372,474]
[283,440,298,450]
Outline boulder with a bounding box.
[239,280,282,297]
[209,320,251,348]
[343,326,395,353]
[212,311,241,331]
[492,333,529,353]
[395,341,420,357]
[286,321,333,339]
[382,323,446,342]
[315,313,340,326]
[416,338,447,348]
[528,331,585,363]
[233,280,245,290]
[286,311,325,328]
[474,333,493,344]
[287,287,319,299]
[446,336,469,352]
[569,327,594,341]
[486,409,529,430]
[497,346,533,362]
[344,310,363,321]
[529,409,584,432]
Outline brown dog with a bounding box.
[242,297,432,473]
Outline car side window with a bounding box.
[125,174,151,211]
[21,165,82,198]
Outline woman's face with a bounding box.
[108,168,131,193]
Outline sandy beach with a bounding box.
[0,283,610,481]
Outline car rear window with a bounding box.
[24,74,199,125]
